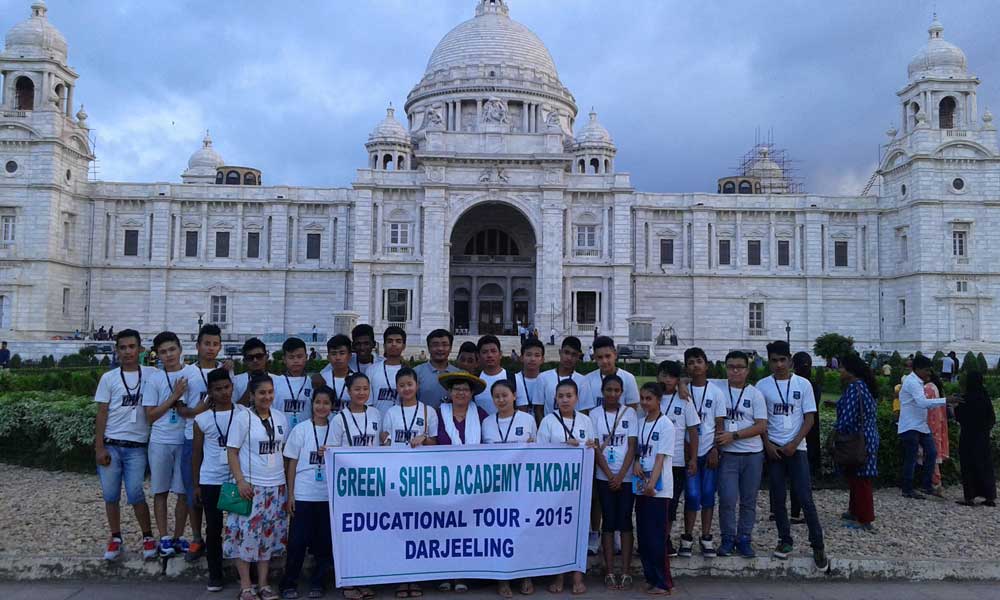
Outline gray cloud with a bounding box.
[3,0,996,195]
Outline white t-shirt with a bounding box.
[283,420,332,502]
[637,415,675,499]
[475,369,511,415]
[690,382,725,458]
[715,384,767,453]
[181,363,219,440]
[231,372,250,404]
[368,360,402,414]
[514,372,543,409]
[349,354,376,376]
[941,357,954,374]
[331,406,381,447]
[537,411,598,445]
[758,374,818,451]
[537,369,591,414]
[381,403,438,447]
[659,392,701,467]
[227,408,289,487]
[143,369,186,445]
[583,368,641,411]
[482,411,537,444]
[590,405,638,480]
[94,366,156,443]
[319,365,352,413]
[271,372,313,429]
[193,405,247,485]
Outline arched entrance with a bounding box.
[449,202,536,335]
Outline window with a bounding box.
[574,225,599,257]
[939,96,956,129]
[952,230,967,257]
[387,223,411,254]
[385,289,409,323]
[722,181,735,194]
[15,77,34,111]
[306,233,321,259]
[214,231,230,258]
[718,239,731,265]
[738,180,752,194]
[4,161,17,174]
[898,299,906,327]
[659,239,674,265]
[576,291,598,325]
[952,177,965,191]
[899,234,908,261]
[215,172,224,185]
[225,170,240,185]
[747,240,761,266]
[1,215,15,243]
[777,239,790,266]
[243,172,257,185]
[62,287,70,316]
[210,295,227,325]
[246,232,260,259]
[749,302,764,336]
[834,241,849,267]
[123,229,139,256]
[185,231,199,258]
[464,229,519,256]
[957,281,969,293]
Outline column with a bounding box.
[601,207,608,259]
[290,212,299,265]
[236,204,244,261]
[200,203,208,259]
[522,102,529,132]
[66,85,73,117]
[413,275,422,329]
[527,102,533,132]
[374,273,383,327]
[539,193,566,336]
[504,276,513,331]
[769,213,776,273]
[793,217,801,271]
[419,189,449,332]
[455,101,462,131]
[375,202,383,256]
[470,276,479,334]
[476,99,482,128]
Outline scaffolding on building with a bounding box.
[87,130,100,181]
[731,128,804,194]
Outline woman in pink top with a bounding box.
[923,373,949,494]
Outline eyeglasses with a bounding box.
[245,352,267,361]
[726,365,748,371]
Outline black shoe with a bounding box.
[983,500,997,507]
[902,491,926,500]
[667,538,678,558]
[955,500,977,507]
[813,549,829,570]
[206,578,224,593]
[790,516,806,525]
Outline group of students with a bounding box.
[95,323,832,600]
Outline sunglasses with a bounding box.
[244,352,267,361]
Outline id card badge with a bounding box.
[605,446,616,465]
[727,420,738,433]
[315,466,324,482]
[290,414,299,427]
[218,447,230,465]
[169,409,178,424]
[130,408,138,424]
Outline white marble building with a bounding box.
[0,0,997,357]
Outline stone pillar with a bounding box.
[476,99,482,128]
[504,275,513,331]
[470,275,479,334]
[455,101,462,131]
[200,203,208,259]
[419,188,449,334]
[538,192,565,336]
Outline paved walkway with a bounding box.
[2,580,999,600]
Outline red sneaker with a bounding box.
[104,537,123,561]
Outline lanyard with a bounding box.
[401,404,419,437]
[312,419,330,452]
[774,377,792,413]
[497,412,517,443]
[696,385,709,418]
[213,407,235,444]
[343,407,369,447]
[335,372,352,405]
[197,364,217,390]
[640,415,662,455]
[254,409,275,448]
[521,373,532,407]
[728,385,747,419]
[663,391,678,416]
[120,368,142,404]
[383,362,396,396]
[164,369,176,394]
[555,411,577,442]
[602,406,625,446]
[284,374,307,403]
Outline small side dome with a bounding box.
[2,1,68,63]
[187,131,224,171]
[575,109,614,146]
[907,16,968,81]
[368,104,411,145]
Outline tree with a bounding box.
[961,351,978,372]
[889,351,903,368]
[813,333,855,361]
[977,352,989,372]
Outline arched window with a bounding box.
[225,170,240,185]
[578,159,585,173]
[590,158,600,174]
[722,181,736,194]
[738,180,752,194]
[371,154,379,169]
[939,96,956,129]
[15,77,34,110]
[604,159,611,173]
[464,229,520,256]
[215,172,224,184]
[53,83,64,109]
[397,155,406,170]
[911,102,921,129]
[382,154,394,170]
[243,172,257,185]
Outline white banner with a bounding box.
[326,443,594,587]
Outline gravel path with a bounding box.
[1,463,997,561]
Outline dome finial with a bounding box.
[203,129,213,147]
[31,1,47,19]
[476,0,509,17]
[386,102,395,119]
[929,13,943,38]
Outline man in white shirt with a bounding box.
[232,338,269,406]
[413,329,459,409]
[537,336,590,415]
[583,336,640,412]
[272,337,313,428]
[474,335,513,415]
[93,329,157,561]
[368,326,407,414]
[940,351,955,382]
[316,334,353,412]
[348,323,377,375]
[516,338,546,422]
[759,341,826,568]
[898,354,946,498]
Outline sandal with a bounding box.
[620,574,633,589]
[453,582,468,593]
[360,588,376,599]
[260,587,281,600]
[645,587,671,596]
[438,582,452,592]
[395,585,410,599]
[547,577,563,595]
[519,579,534,595]
[604,574,618,589]
[409,585,423,598]
[498,582,513,598]
[240,589,258,600]
[342,589,363,600]
[308,588,325,599]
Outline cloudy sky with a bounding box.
[3,0,997,195]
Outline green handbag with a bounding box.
[217,413,253,517]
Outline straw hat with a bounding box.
[437,371,487,396]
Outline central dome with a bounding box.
[425,0,559,82]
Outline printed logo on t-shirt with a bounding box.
[378,388,398,405]
[308,450,324,465]
[351,434,375,446]
[578,429,585,439]
[258,440,280,455]
[515,427,524,436]
[793,391,801,400]
[652,432,659,441]
[416,418,424,427]
[622,420,629,428]
[602,433,627,446]
[284,400,306,415]
[726,408,744,421]
[673,406,682,415]
[121,394,142,407]
[394,429,415,443]
[773,404,794,416]
[705,399,713,408]
[277,425,284,435]
[304,389,312,398]
[743,399,751,408]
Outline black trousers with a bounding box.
[200,484,224,581]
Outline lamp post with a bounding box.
[784,320,791,346]
[197,312,205,331]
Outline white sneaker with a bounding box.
[103,537,123,561]
[587,531,600,555]
[700,535,716,558]
[142,536,158,561]
[158,536,175,558]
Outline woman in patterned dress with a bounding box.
[925,372,949,495]
[835,355,880,531]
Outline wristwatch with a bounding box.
[733,430,740,440]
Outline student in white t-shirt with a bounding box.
[758,340,826,567]
[516,338,546,423]
[380,367,438,448]
[315,334,353,414]
[473,335,512,415]
[680,347,725,558]
[348,323,377,375]
[225,374,290,600]
[455,341,480,375]
[537,379,596,596]
[93,329,157,562]
[331,373,381,448]
[483,379,537,444]
[656,360,700,558]
[368,326,407,414]
[232,338,269,406]
[537,336,590,415]
[583,336,641,412]
[281,386,336,598]
[713,351,768,559]
[590,374,638,589]
[271,337,313,429]
[192,368,245,592]
[143,331,190,558]
[633,382,675,596]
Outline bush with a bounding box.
[9,354,21,369]
[0,391,96,472]
[962,351,978,373]
[977,353,989,373]
[889,351,903,368]
[813,333,855,361]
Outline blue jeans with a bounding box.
[635,495,672,591]
[684,453,719,513]
[900,430,937,494]
[97,444,148,505]
[281,500,333,592]
[718,451,763,542]
[181,438,195,509]
[767,449,824,550]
